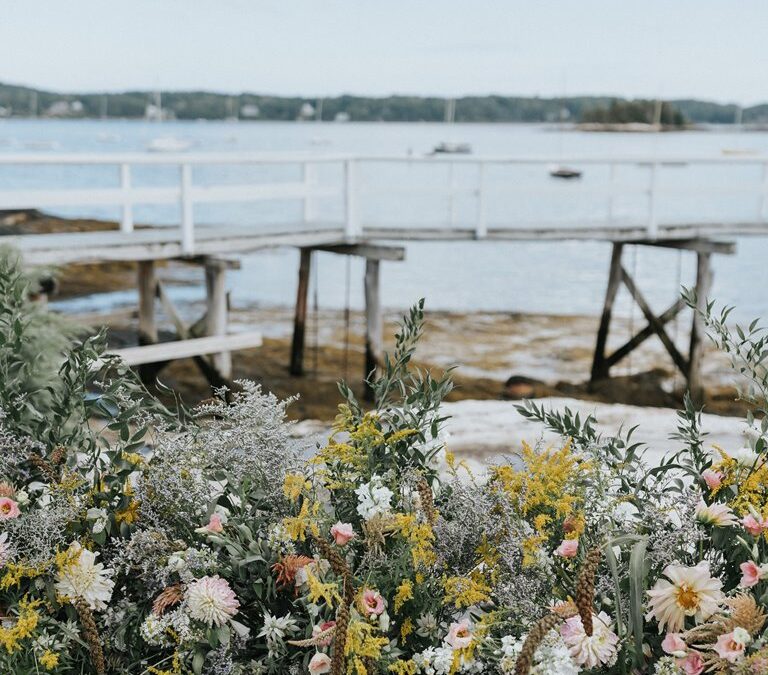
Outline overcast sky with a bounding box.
[1,1,766,105]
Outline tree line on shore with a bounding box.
[1,81,767,124]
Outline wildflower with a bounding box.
[330,521,355,546]
[694,500,737,527]
[555,538,579,558]
[560,612,619,669]
[646,562,723,633]
[86,508,108,535]
[359,588,385,617]
[312,620,336,647]
[701,469,723,491]
[308,652,332,674]
[734,447,760,468]
[394,579,414,612]
[39,650,59,670]
[661,632,687,657]
[445,619,473,650]
[742,513,766,536]
[186,575,239,626]
[196,512,225,535]
[55,543,115,612]
[739,560,768,588]
[714,627,750,662]
[416,612,439,639]
[355,475,394,520]
[0,497,20,519]
[678,651,704,675]
[257,611,297,653]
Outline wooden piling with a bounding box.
[688,251,712,404]
[290,248,312,376]
[590,243,623,381]
[204,259,232,380]
[364,258,383,399]
[137,261,158,346]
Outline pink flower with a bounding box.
[330,522,355,546]
[740,560,764,588]
[445,619,473,650]
[662,632,687,656]
[0,498,20,520]
[206,513,224,533]
[742,513,765,537]
[555,538,579,558]
[308,652,332,674]
[714,630,749,663]
[701,469,723,490]
[312,620,336,647]
[678,651,705,675]
[360,589,385,617]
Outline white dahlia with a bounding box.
[646,562,723,633]
[560,611,619,669]
[55,542,115,612]
[185,575,240,626]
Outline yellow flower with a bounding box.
[40,650,59,670]
[305,567,342,608]
[0,597,42,653]
[389,659,417,674]
[400,616,414,642]
[443,575,491,609]
[394,579,414,613]
[283,473,310,501]
[282,500,320,542]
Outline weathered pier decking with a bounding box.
[2,151,768,397]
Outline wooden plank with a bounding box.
[605,297,686,369]
[590,243,624,381]
[627,238,736,255]
[315,243,406,261]
[620,265,689,375]
[688,252,713,403]
[100,331,263,367]
[290,248,312,376]
[364,259,383,400]
[205,260,232,379]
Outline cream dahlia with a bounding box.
[55,542,115,612]
[186,575,240,626]
[694,500,737,528]
[560,611,619,669]
[646,562,723,633]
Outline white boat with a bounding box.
[549,165,582,179]
[146,136,192,153]
[432,99,472,155]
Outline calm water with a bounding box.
[2,118,768,322]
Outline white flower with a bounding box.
[355,474,394,521]
[55,543,115,612]
[695,500,738,527]
[560,612,619,669]
[734,447,760,468]
[416,612,439,639]
[413,646,455,674]
[86,508,109,534]
[14,490,28,506]
[257,611,298,652]
[185,575,240,626]
[646,562,724,633]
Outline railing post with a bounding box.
[179,163,194,255]
[646,161,658,239]
[344,159,360,239]
[302,161,316,223]
[475,162,487,238]
[120,163,133,233]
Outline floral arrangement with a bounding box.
[2,251,768,675]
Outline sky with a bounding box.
[1,1,766,105]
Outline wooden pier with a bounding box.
[2,151,767,396]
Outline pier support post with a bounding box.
[688,251,712,404]
[591,243,624,382]
[137,260,158,383]
[290,248,312,376]
[205,259,232,381]
[364,258,383,400]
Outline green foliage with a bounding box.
[581,99,687,126]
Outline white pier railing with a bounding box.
[1,152,768,254]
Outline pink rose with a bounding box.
[0,498,20,520]
[445,619,473,650]
[308,652,332,674]
[206,513,224,533]
[742,514,765,537]
[662,632,687,656]
[714,630,748,663]
[312,620,336,647]
[360,589,385,617]
[330,522,355,546]
[701,469,723,491]
[555,538,579,558]
[740,560,763,588]
[677,651,704,675]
